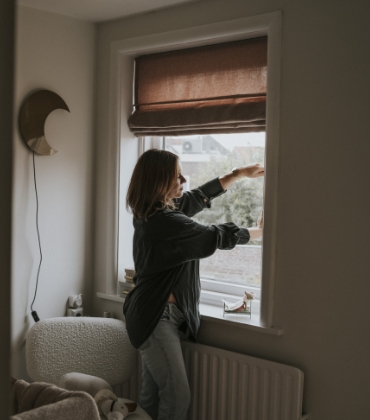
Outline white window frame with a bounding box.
[104,12,282,329]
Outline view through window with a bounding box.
[164,133,265,288]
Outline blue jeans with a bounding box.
[139,303,191,420]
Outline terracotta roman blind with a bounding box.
[128,36,267,137]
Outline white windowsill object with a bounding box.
[97,292,282,336]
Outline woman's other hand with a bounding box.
[257,211,264,229]
[238,163,264,178]
[247,212,264,241]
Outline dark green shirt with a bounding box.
[123,178,250,349]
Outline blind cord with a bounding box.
[30,151,42,322]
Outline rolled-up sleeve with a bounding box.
[175,178,226,217]
[235,228,250,245]
[168,213,250,264]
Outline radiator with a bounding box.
[118,341,305,420]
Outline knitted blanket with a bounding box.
[11,379,100,420]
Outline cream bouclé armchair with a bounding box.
[26,317,151,419]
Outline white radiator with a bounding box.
[118,341,305,420]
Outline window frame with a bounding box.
[103,12,282,329]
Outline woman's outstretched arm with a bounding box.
[176,163,264,218]
[218,163,264,190]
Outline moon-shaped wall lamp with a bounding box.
[19,90,70,156]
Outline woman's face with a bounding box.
[168,161,186,199]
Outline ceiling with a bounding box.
[17,0,199,23]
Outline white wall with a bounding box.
[94,0,370,419]
[12,6,96,380]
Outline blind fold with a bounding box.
[128,37,267,137]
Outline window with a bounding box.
[128,35,268,316]
[106,13,282,330]
[166,133,264,274]
[141,133,265,313]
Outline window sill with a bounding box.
[96,292,283,336]
[199,303,282,336]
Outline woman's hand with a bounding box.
[219,163,264,190]
[257,211,264,229]
[248,211,264,241]
[237,163,264,178]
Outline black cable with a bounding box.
[30,151,42,322]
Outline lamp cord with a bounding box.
[30,151,42,319]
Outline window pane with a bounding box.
[164,133,265,287]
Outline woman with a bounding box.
[123,149,264,420]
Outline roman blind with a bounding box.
[128,36,267,137]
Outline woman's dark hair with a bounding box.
[126,149,179,220]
